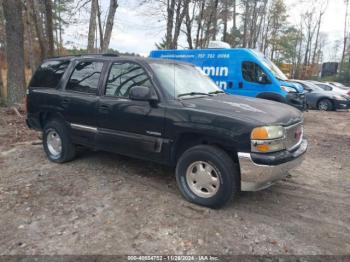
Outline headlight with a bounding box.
[251,126,285,140]
[281,86,297,93]
[251,126,286,153]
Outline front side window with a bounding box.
[105,62,153,98]
[30,60,70,88]
[66,61,103,94]
[242,61,269,84]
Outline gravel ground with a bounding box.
[0,107,349,255]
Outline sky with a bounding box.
[63,0,348,60]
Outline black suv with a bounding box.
[26,55,308,208]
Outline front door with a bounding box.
[235,61,273,97]
[96,61,166,162]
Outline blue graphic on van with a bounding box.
[150,48,306,111]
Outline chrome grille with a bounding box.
[285,122,303,151]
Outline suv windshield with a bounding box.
[150,62,221,99]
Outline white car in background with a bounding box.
[310,81,350,98]
[327,82,350,91]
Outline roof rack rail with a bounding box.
[47,53,120,59]
[101,53,119,57]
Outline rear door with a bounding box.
[61,59,106,147]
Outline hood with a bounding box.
[181,95,303,127]
[280,80,304,93]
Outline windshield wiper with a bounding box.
[208,90,225,95]
[177,92,212,98]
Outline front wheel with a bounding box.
[317,99,334,111]
[175,145,239,208]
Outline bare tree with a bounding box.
[341,0,349,66]
[87,0,98,52]
[101,0,119,52]
[44,0,55,57]
[2,0,26,105]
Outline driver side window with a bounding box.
[242,61,269,84]
[105,62,154,98]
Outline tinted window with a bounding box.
[30,60,70,88]
[66,61,103,94]
[105,62,153,98]
[242,61,269,84]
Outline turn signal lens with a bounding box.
[256,144,270,152]
[251,127,269,140]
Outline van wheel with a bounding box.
[175,145,239,208]
[317,99,333,111]
[43,120,76,163]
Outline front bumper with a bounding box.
[238,139,308,191]
[334,99,350,110]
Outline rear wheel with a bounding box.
[175,145,239,208]
[317,99,334,111]
[43,120,76,163]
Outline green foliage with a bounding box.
[155,37,167,50]
[274,26,301,64]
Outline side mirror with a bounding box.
[129,86,157,102]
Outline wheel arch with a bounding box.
[256,92,286,103]
[171,132,239,166]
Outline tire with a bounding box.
[175,145,239,208]
[43,119,76,163]
[317,98,334,111]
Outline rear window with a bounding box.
[30,60,70,88]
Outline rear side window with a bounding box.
[66,61,104,94]
[242,61,268,84]
[30,60,70,88]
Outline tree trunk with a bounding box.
[185,2,196,49]
[211,0,219,40]
[28,0,47,61]
[171,0,190,49]
[232,0,236,29]
[96,0,104,51]
[2,0,26,105]
[165,0,175,49]
[195,0,205,48]
[222,0,228,42]
[101,0,118,53]
[44,0,55,57]
[87,0,98,52]
[242,1,249,48]
[341,0,349,66]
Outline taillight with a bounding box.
[347,90,350,96]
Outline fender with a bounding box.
[256,92,286,103]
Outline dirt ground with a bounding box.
[0,107,349,255]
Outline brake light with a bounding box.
[347,90,350,96]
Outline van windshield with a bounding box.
[150,62,222,99]
[253,51,288,81]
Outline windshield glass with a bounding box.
[150,62,221,99]
[253,51,288,81]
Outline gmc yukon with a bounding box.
[26,55,308,208]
